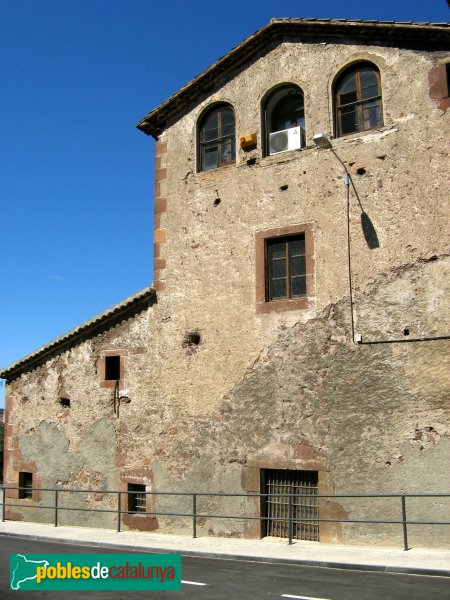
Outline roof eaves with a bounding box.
[0,286,156,382]
[136,20,273,138]
[136,18,450,138]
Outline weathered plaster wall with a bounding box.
[4,308,154,528]
[144,38,450,545]
[3,36,449,547]
[153,40,449,416]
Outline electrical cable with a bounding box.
[329,148,449,345]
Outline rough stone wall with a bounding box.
[4,308,154,529]
[3,37,449,547]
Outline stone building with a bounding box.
[1,19,449,547]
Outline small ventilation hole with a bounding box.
[184,332,201,347]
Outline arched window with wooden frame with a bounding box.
[198,103,235,172]
[334,62,383,137]
[263,84,305,156]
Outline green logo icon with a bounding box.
[10,553,181,590]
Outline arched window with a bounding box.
[334,63,383,137]
[198,104,235,171]
[264,85,305,156]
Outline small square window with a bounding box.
[128,484,147,513]
[18,472,33,499]
[104,356,121,381]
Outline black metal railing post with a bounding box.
[54,490,59,527]
[401,493,408,551]
[117,491,121,532]
[2,486,5,522]
[192,494,197,538]
[288,493,293,545]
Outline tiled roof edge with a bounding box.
[0,287,156,381]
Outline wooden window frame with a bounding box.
[198,104,235,172]
[256,224,314,314]
[266,234,307,301]
[335,63,383,138]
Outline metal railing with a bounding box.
[2,486,449,551]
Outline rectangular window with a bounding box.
[104,355,121,381]
[256,224,314,314]
[261,469,319,541]
[18,472,33,499]
[266,234,306,301]
[127,484,147,513]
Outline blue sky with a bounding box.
[0,0,448,406]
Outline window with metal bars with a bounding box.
[266,234,306,301]
[335,62,383,137]
[127,484,147,513]
[18,472,33,499]
[262,469,319,541]
[198,104,235,171]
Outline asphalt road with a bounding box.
[1,535,449,599]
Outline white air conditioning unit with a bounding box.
[268,126,304,155]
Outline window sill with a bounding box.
[195,163,237,180]
[256,296,313,314]
[122,513,159,532]
[332,125,397,146]
[100,379,123,390]
[258,146,313,167]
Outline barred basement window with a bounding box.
[104,355,121,381]
[262,469,319,541]
[127,484,146,513]
[18,472,33,499]
[266,234,306,301]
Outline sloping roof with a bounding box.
[137,17,450,138]
[0,287,155,381]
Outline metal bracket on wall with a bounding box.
[113,380,120,418]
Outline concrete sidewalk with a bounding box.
[1,520,449,577]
